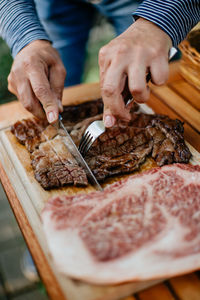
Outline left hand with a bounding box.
[99,18,172,127]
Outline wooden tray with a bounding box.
[0,98,200,300]
[0,62,200,299]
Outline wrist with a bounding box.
[132,17,172,50]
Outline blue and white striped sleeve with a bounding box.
[0,0,51,57]
[133,0,200,47]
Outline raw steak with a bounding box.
[42,164,200,284]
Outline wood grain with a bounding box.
[169,80,200,111]
[151,86,200,133]
[138,283,175,300]
[169,274,200,300]
[0,101,31,129]
[0,161,66,300]
[62,82,101,105]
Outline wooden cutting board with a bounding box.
[0,62,200,300]
[0,100,170,300]
[0,102,200,300]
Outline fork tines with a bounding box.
[78,131,94,156]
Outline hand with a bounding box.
[8,40,66,123]
[99,18,172,127]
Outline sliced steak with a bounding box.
[31,136,88,189]
[11,102,191,189]
[42,164,200,284]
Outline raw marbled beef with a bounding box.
[42,163,200,284]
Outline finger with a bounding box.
[7,73,17,96]
[99,45,111,78]
[49,64,66,113]
[150,56,169,85]
[28,65,59,123]
[8,71,46,119]
[127,63,150,103]
[17,80,46,119]
[101,65,131,127]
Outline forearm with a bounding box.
[133,0,200,47]
[0,0,51,57]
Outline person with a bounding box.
[0,0,199,128]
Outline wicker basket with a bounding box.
[179,30,200,90]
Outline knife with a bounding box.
[59,115,103,191]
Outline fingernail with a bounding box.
[104,115,115,128]
[48,111,57,123]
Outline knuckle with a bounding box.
[7,73,13,84]
[23,57,34,71]
[9,66,19,79]
[99,46,107,63]
[134,90,149,103]
[149,48,158,59]
[60,66,67,77]
[129,86,143,95]
[153,72,168,86]
[116,43,129,56]
[55,64,66,77]
[34,85,49,99]
[102,84,116,97]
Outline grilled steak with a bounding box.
[31,136,88,189]
[85,114,191,181]
[11,99,191,189]
[42,164,200,284]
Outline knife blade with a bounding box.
[59,115,103,191]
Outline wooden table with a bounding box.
[0,61,200,300]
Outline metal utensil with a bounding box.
[78,120,148,156]
[78,47,177,156]
[59,115,102,191]
[78,120,105,155]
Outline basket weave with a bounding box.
[179,39,200,90]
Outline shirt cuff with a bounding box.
[133,0,200,48]
[12,32,51,57]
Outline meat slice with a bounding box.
[31,136,88,189]
[11,118,88,189]
[11,118,57,152]
[42,164,200,284]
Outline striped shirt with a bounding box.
[0,0,200,57]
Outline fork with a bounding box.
[78,120,105,155]
[78,48,178,156]
[78,119,148,155]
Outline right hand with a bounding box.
[8,40,66,123]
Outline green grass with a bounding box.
[0,38,15,104]
[83,21,115,83]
